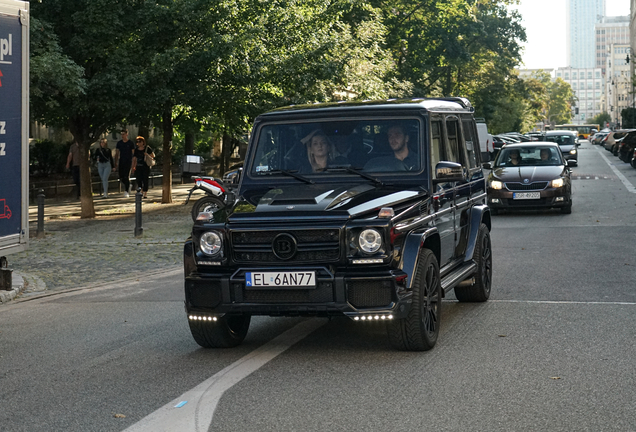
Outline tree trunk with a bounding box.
[78,140,96,218]
[221,132,231,175]
[184,132,195,155]
[161,107,173,204]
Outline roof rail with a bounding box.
[433,97,474,111]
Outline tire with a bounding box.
[188,314,251,348]
[454,224,492,302]
[387,249,441,351]
[191,196,225,221]
[561,203,572,214]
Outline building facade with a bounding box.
[594,15,630,75]
[605,43,631,127]
[567,0,605,68]
[555,67,604,124]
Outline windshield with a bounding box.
[249,119,423,177]
[495,147,563,167]
[545,134,575,145]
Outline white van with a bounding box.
[475,119,493,162]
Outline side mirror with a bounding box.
[566,159,576,167]
[433,161,465,184]
[482,162,492,170]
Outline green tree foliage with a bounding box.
[620,108,636,128]
[587,112,611,127]
[547,78,575,125]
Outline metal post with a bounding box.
[0,256,11,291]
[37,189,45,239]
[134,187,143,238]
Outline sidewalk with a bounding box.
[1,183,198,304]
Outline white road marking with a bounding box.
[123,318,326,432]
[595,147,636,193]
[491,300,636,306]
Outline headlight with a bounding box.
[489,180,503,190]
[359,229,382,254]
[200,231,223,256]
[570,149,577,155]
[552,178,564,188]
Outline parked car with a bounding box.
[183,97,494,351]
[631,147,636,168]
[617,132,636,162]
[543,131,578,166]
[603,130,633,154]
[484,143,573,214]
[591,131,608,145]
[525,132,545,141]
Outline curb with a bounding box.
[0,273,26,304]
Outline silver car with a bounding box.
[544,131,578,166]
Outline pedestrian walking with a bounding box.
[65,141,81,199]
[115,129,135,198]
[131,136,155,199]
[92,138,115,198]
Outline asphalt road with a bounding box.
[1,140,635,432]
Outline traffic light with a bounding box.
[627,54,630,64]
[575,107,579,114]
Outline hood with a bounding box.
[229,183,424,223]
[559,144,575,152]
[492,166,564,183]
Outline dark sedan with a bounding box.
[544,131,578,166]
[485,143,573,214]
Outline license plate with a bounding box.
[513,192,540,200]
[246,271,316,288]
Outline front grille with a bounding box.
[187,280,222,308]
[505,182,548,191]
[235,281,335,303]
[232,229,340,264]
[347,280,393,308]
[506,198,548,207]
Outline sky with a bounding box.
[510,0,630,70]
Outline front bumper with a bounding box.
[487,187,571,210]
[184,267,413,320]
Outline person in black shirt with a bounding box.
[92,138,115,198]
[115,129,135,197]
[131,136,155,199]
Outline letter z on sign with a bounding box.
[0,121,5,156]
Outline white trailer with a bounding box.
[0,0,29,262]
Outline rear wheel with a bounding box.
[191,196,225,221]
[188,314,251,348]
[455,224,492,302]
[387,249,441,351]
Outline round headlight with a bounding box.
[359,229,382,254]
[200,231,223,256]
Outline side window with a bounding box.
[462,120,478,168]
[445,118,461,164]
[430,120,445,177]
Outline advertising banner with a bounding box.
[0,13,22,239]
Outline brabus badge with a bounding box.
[523,179,529,184]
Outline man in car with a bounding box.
[387,124,418,170]
[506,149,521,166]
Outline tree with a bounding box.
[547,78,575,125]
[587,112,611,127]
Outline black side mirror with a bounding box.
[433,161,465,184]
[482,162,492,170]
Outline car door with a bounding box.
[445,116,470,260]
[430,117,455,268]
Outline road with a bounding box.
[1,140,635,432]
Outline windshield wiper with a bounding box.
[326,166,384,186]
[259,169,314,184]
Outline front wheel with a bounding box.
[455,224,492,302]
[561,203,572,214]
[188,314,251,348]
[387,249,441,351]
[191,196,225,221]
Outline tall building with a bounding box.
[605,44,631,126]
[595,16,630,75]
[556,67,604,124]
[567,0,605,68]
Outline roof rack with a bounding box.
[434,97,474,110]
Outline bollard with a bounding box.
[0,256,11,291]
[134,187,143,238]
[37,189,45,239]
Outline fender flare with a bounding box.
[464,204,491,262]
[401,227,439,290]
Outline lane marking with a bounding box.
[595,147,636,193]
[491,300,636,306]
[123,318,326,432]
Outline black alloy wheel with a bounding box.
[387,249,441,351]
[455,224,492,302]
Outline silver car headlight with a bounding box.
[200,231,223,256]
[489,180,503,190]
[359,229,382,254]
[551,178,564,188]
[570,149,577,155]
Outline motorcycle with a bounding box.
[185,166,242,221]
[185,176,228,221]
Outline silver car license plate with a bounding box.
[513,192,540,200]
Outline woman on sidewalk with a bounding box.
[131,136,155,199]
[93,138,115,198]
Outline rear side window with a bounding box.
[462,120,478,168]
[430,120,445,177]
[445,119,461,164]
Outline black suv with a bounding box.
[183,98,493,351]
